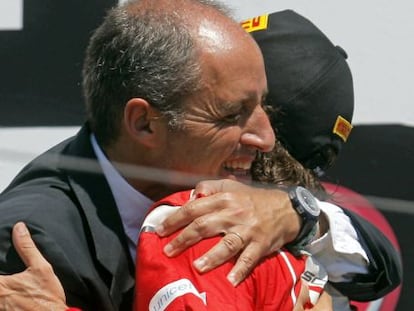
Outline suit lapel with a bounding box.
[63,125,135,308]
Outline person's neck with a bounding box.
[104,141,188,201]
[129,180,187,201]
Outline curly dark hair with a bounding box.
[251,140,328,200]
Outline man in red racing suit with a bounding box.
[134,190,327,310]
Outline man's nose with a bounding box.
[242,106,275,152]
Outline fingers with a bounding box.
[218,242,264,287]
[162,203,229,256]
[308,291,332,311]
[193,228,286,286]
[293,283,309,311]
[156,193,227,237]
[162,224,204,257]
[157,179,247,237]
[190,229,271,287]
[160,192,247,256]
[159,180,298,288]
[191,229,247,273]
[12,222,48,268]
[4,222,68,310]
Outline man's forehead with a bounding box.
[198,20,232,53]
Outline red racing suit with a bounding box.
[134,190,326,311]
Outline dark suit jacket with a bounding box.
[0,124,402,309]
[0,124,135,310]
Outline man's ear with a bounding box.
[123,98,159,147]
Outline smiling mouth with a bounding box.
[223,161,251,177]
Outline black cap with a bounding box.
[242,10,354,174]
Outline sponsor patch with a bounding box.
[241,14,269,33]
[302,256,328,306]
[149,278,206,311]
[333,115,353,142]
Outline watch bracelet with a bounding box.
[285,221,319,256]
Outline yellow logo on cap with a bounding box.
[241,14,269,33]
[333,116,353,142]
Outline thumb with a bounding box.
[12,222,47,268]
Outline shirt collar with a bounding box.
[90,134,153,261]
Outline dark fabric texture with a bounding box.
[251,10,354,172]
[331,208,403,301]
[325,124,414,309]
[0,124,135,310]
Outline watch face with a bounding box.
[296,187,320,217]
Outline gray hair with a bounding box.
[83,0,233,147]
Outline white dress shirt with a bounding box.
[91,134,153,261]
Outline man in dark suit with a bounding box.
[0,1,296,309]
[0,2,401,310]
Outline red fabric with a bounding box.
[323,182,402,311]
[134,190,305,311]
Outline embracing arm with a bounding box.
[0,222,68,311]
[0,179,400,309]
[156,179,301,286]
[330,208,402,301]
[158,179,402,300]
[0,191,110,310]
[307,199,402,301]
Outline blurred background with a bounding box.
[0,1,412,309]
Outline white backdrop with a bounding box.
[1,1,413,125]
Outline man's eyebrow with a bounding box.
[241,89,269,103]
[220,100,242,112]
[219,90,269,110]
